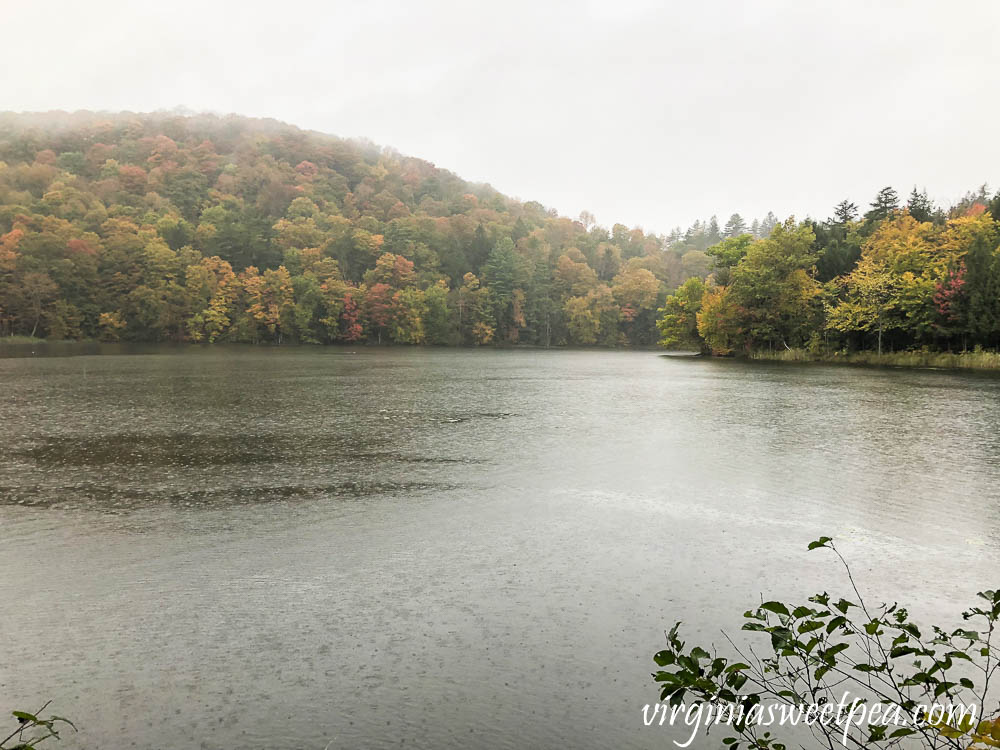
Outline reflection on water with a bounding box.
[1,347,999,749]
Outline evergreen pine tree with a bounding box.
[706,215,722,246]
[865,186,900,223]
[906,187,934,222]
[832,200,858,224]
[723,213,747,238]
[759,212,778,237]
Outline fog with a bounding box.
[2,0,998,230]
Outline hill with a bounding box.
[0,111,682,346]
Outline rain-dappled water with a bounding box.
[2,346,999,749]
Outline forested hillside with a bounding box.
[2,111,998,355]
[0,111,689,347]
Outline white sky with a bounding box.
[2,0,999,233]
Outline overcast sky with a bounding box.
[3,0,999,233]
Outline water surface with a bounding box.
[1,347,998,749]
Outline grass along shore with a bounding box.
[0,335,49,345]
[751,348,1000,370]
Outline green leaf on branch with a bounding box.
[826,615,847,633]
[653,650,675,666]
[760,602,790,617]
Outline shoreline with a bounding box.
[5,337,1000,372]
[0,338,664,355]
[749,348,1000,372]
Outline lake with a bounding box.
[1,347,999,749]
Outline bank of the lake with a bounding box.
[7,336,1000,372]
[749,347,1000,371]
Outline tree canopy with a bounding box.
[0,111,688,347]
[656,189,1000,356]
[2,112,999,355]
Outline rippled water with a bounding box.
[1,347,999,749]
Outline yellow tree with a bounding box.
[564,285,619,346]
[826,255,898,354]
[390,287,426,344]
[833,214,946,346]
[563,295,599,344]
[456,272,493,344]
[613,266,661,345]
[696,286,740,355]
[239,266,265,342]
[553,250,598,298]
[238,266,295,343]
[0,229,22,334]
[185,256,238,342]
[262,266,296,343]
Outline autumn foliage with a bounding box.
[0,111,686,347]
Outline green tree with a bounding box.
[423,280,453,345]
[706,215,722,245]
[706,234,755,284]
[656,277,706,351]
[483,237,526,341]
[961,224,1000,347]
[723,213,748,238]
[832,199,859,224]
[724,220,821,351]
[907,187,935,223]
[865,186,901,225]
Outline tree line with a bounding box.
[2,112,997,355]
[657,186,1000,356]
